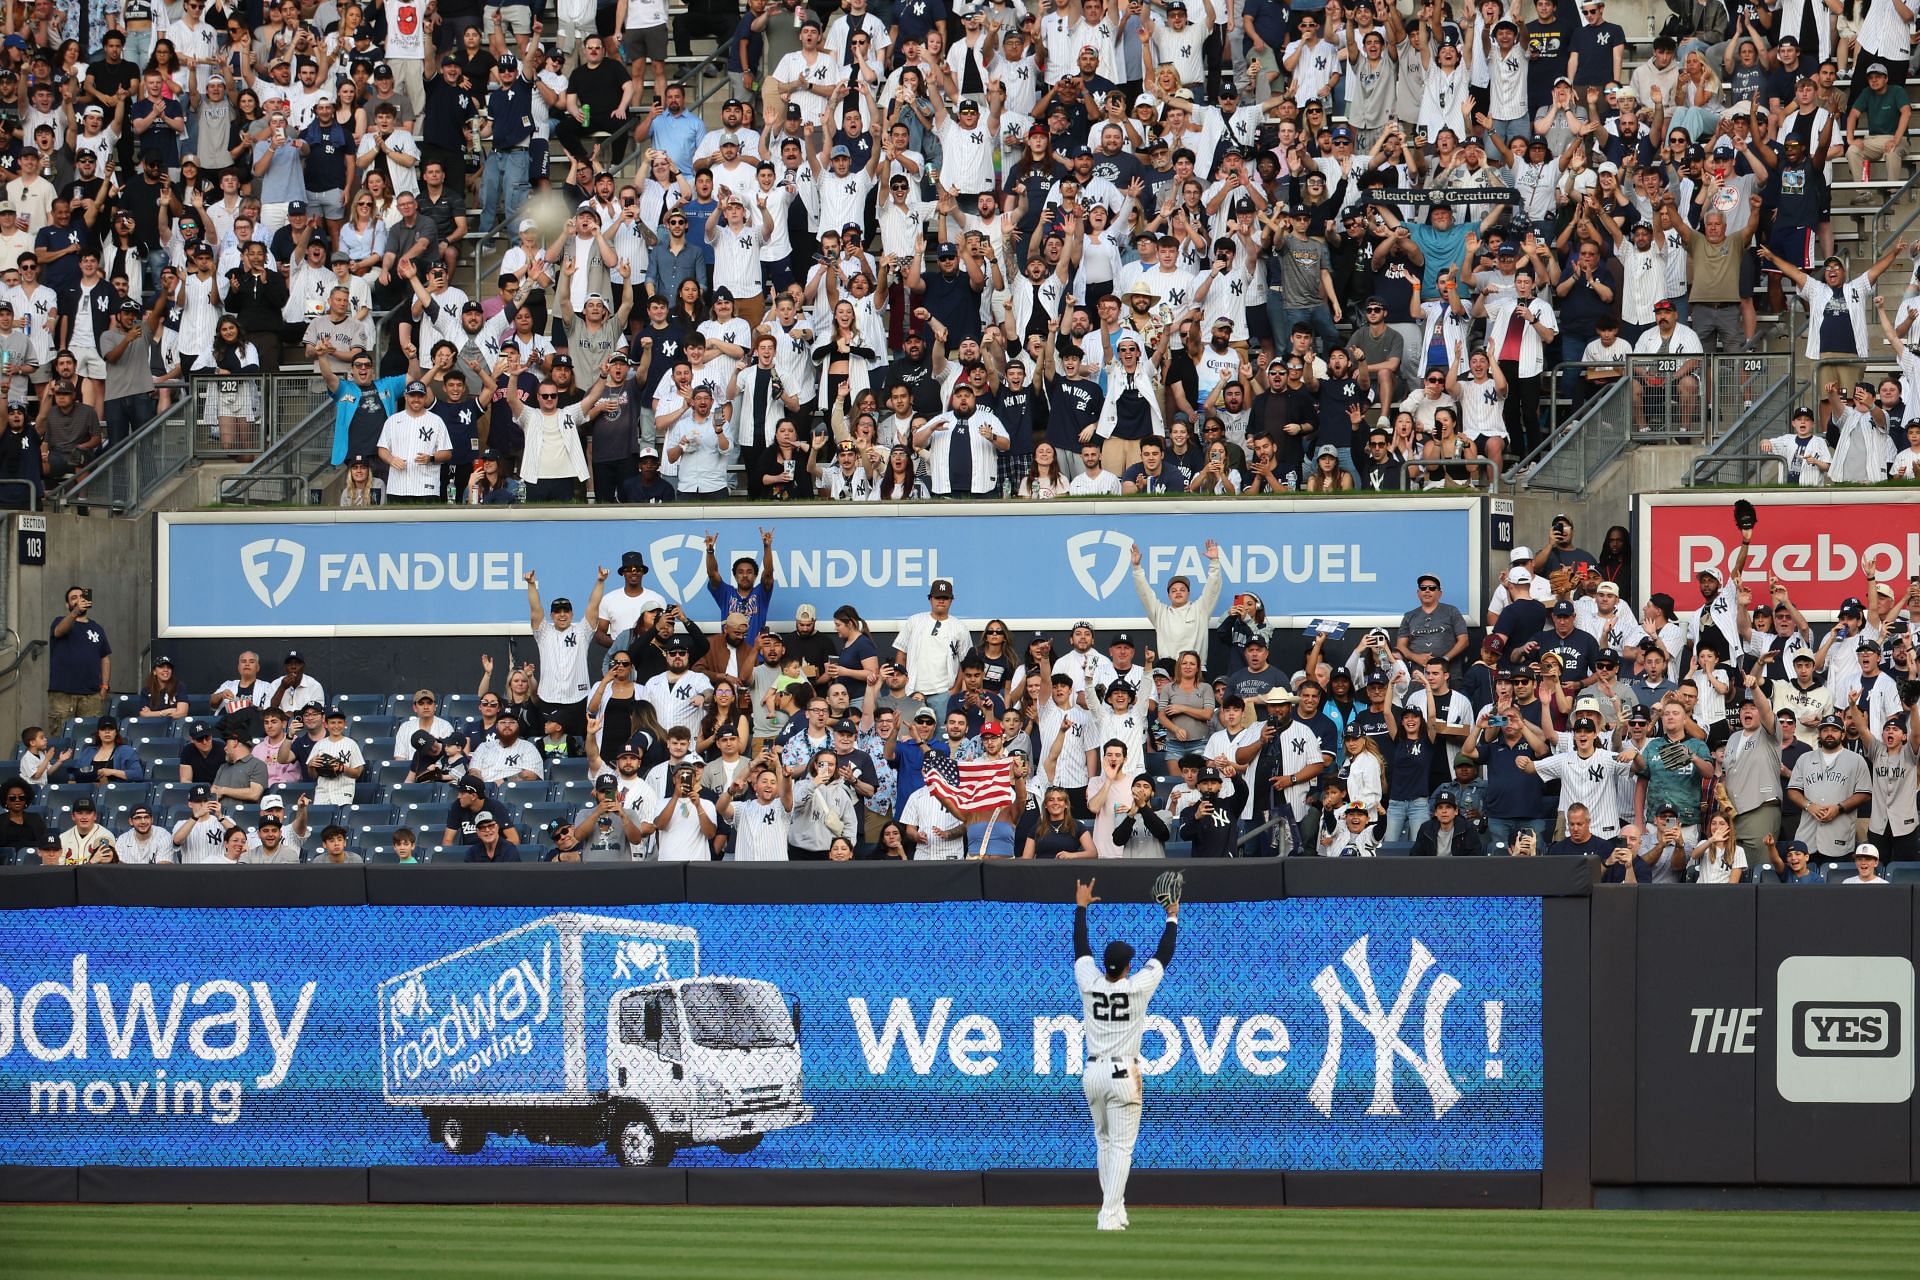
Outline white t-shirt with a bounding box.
[625,0,668,28]
[535,617,594,704]
[772,51,838,126]
[654,795,717,861]
[383,0,428,58]
[600,587,668,640]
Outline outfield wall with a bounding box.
[0,861,1914,1208]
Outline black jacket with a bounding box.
[1412,818,1486,857]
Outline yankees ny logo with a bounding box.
[1310,935,1463,1119]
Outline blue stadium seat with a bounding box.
[1823,863,1854,883]
[440,694,479,719]
[352,779,384,805]
[496,779,549,806]
[334,694,388,720]
[109,693,144,720]
[364,845,400,865]
[348,714,399,744]
[424,844,465,862]
[523,802,577,833]
[62,717,93,743]
[551,778,594,803]
[547,759,590,787]
[135,742,177,775]
[340,803,398,828]
[399,802,446,835]
[149,781,195,808]
[44,783,93,812]
[130,721,180,742]
[375,757,413,784]
[1379,841,1415,857]
[278,782,316,806]
[1162,840,1192,858]
[387,782,446,808]
[97,782,152,812]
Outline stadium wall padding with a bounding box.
[6,865,1920,1206]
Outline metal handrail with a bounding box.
[48,393,197,513]
[1690,452,1792,487]
[0,637,45,681]
[1870,166,1920,257]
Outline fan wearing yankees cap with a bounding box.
[1786,712,1874,865]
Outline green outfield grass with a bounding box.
[4,1205,1919,1278]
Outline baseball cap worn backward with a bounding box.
[1103,939,1135,978]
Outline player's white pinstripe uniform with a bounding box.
[1073,903,1176,1231]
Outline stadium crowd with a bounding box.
[13,508,1920,884]
[0,0,1917,503]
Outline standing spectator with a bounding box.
[528,568,608,736]
[1397,573,1470,666]
[1129,538,1222,664]
[1787,712,1873,865]
[47,585,110,726]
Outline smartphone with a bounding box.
[1487,714,1507,727]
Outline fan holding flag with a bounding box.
[924,720,1028,857]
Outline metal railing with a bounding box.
[1690,452,1793,487]
[49,391,197,513]
[216,391,343,505]
[1870,166,1920,257]
[1519,350,1792,494]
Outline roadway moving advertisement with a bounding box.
[0,897,1540,1170]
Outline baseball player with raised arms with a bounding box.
[1073,872,1181,1232]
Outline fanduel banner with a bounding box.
[157,501,1480,636]
[0,898,1540,1170]
[1640,492,1920,616]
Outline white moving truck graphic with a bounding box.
[378,913,812,1167]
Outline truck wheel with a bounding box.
[717,1136,762,1155]
[437,1114,486,1156]
[610,1114,675,1167]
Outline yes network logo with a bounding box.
[1065,530,1132,600]
[1776,955,1913,1104]
[646,534,709,606]
[240,538,306,609]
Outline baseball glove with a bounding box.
[1152,870,1184,911]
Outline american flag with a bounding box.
[924,752,1015,810]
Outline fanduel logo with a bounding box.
[1776,955,1913,1103]
[1065,531,1132,600]
[1310,935,1462,1119]
[647,533,709,606]
[240,538,305,609]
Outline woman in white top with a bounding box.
[871,443,930,500]
[639,151,692,239]
[1689,808,1747,883]
[1342,727,1386,824]
[1020,439,1070,498]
